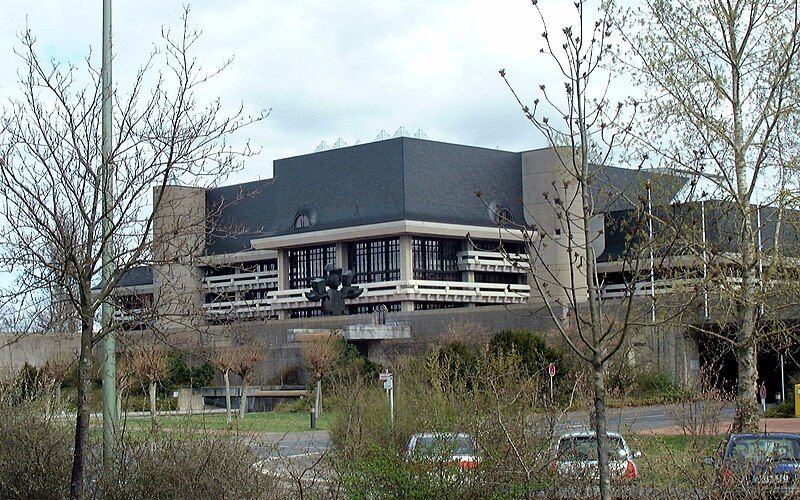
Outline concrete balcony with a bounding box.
[202,270,279,293]
[202,297,273,317]
[457,250,529,273]
[269,279,530,311]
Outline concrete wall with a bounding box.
[0,332,79,379]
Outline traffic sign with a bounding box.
[379,372,392,381]
[548,363,556,378]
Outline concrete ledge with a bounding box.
[287,324,412,342]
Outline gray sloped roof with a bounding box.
[116,266,153,287]
[205,137,523,255]
[204,137,688,257]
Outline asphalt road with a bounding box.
[559,402,737,433]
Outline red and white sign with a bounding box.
[548,363,556,378]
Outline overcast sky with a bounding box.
[0,0,600,185]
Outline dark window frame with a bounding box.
[288,244,336,289]
[348,238,400,283]
[412,237,461,281]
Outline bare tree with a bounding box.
[626,0,800,432]
[300,331,343,418]
[0,10,266,497]
[130,344,172,433]
[231,344,264,420]
[211,346,237,424]
[495,1,679,497]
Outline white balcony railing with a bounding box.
[599,277,743,300]
[268,279,530,311]
[203,297,273,317]
[457,250,529,273]
[202,269,279,293]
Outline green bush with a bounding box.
[764,402,795,418]
[274,395,312,413]
[489,330,565,379]
[162,352,216,390]
[0,396,72,498]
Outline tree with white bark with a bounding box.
[626,0,800,432]
[130,344,171,433]
[300,331,343,418]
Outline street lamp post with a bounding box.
[100,0,117,468]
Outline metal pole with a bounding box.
[389,385,394,429]
[100,0,117,468]
[781,354,786,403]
[647,183,658,368]
[700,199,709,319]
[549,375,554,402]
[756,206,764,315]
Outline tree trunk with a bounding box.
[117,387,123,419]
[69,320,93,500]
[149,380,157,433]
[592,360,612,500]
[55,383,63,416]
[223,369,232,424]
[315,377,322,417]
[239,383,247,419]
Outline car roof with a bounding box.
[558,431,624,439]
[728,433,800,440]
[410,432,474,440]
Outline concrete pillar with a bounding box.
[276,250,288,291]
[399,235,414,312]
[152,185,207,332]
[335,242,348,270]
[521,147,588,305]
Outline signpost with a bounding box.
[548,363,556,402]
[380,371,394,427]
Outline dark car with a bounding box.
[705,433,800,495]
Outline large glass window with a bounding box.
[288,244,336,289]
[348,238,400,283]
[412,237,460,281]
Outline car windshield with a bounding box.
[558,436,627,461]
[727,437,800,463]
[414,435,476,457]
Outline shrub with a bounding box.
[0,394,72,498]
[98,431,277,499]
[489,330,564,379]
[764,402,794,418]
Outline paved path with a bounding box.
[559,402,737,434]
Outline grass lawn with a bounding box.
[626,434,723,487]
[119,410,336,434]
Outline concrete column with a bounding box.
[276,250,287,291]
[335,242,348,270]
[521,148,587,305]
[152,185,207,332]
[399,235,414,312]
[399,235,413,281]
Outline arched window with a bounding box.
[498,208,513,224]
[294,213,310,229]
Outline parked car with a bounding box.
[704,433,800,495]
[551,431,640,480]
[406,432,480,471]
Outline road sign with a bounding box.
[548,363,556,378]
[379,372,392,381]
[383,377,393,390]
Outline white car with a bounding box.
[551,431,640,480]
[406,432,480,470]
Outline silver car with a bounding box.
[551,431,641,480]
[406,432,480,470]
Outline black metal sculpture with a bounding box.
[304,263,363,315]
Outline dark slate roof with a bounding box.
[116,266,153,287]
[204,137,687,256]
[588,164,687,212]
[205,137,522,255]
